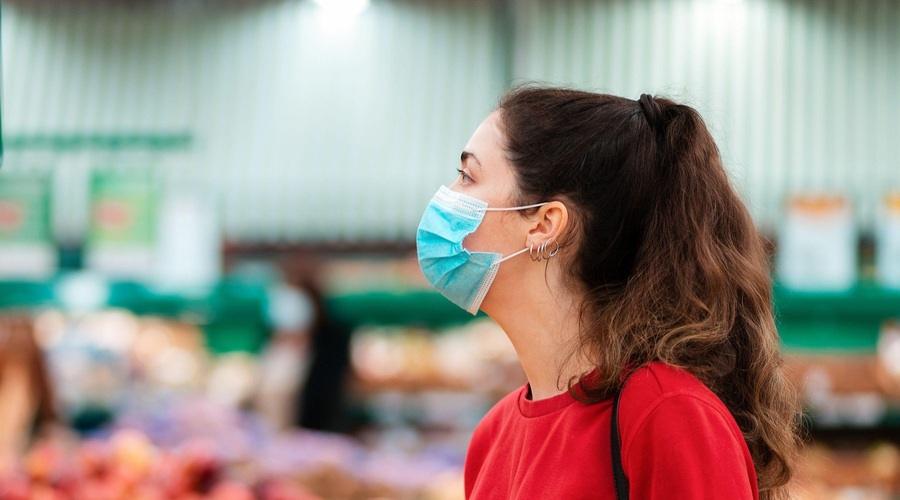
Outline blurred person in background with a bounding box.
[256,255,351,433]
[416,87,801,499]
[0,314,56,473]
[256,263,316,431]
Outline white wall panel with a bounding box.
[2,0,897,242]
[1,0,505,243]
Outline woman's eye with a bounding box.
[456,168,473,184]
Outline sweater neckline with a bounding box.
[517,368,603,418]
[517,383,578,418]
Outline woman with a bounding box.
[416,87,801,499]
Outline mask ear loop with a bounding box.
[484,201,548,212]
[496,246,530,264]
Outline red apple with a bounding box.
[25,442,64,483]
[110,430,155,480]
[0,476,30,500]
[260,478,322,500]
[208,480,255,500]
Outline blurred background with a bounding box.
[0,0,899,498]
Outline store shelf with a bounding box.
[5,278,900,348]
[327,283,900,349]
[109,280,271,354]
[774,282,900,352]
[0,280,55,309]
[0,277,269,354]
[326,290,482,329]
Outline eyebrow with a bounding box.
[460,151,482,169]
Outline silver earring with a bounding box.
[540,238,560,260]
[529,241,541,262]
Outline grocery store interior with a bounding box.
[1,0,899,498]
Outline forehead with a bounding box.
[462,111,521,205]
[464,111,506,164]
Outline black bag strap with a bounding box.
[611,385,630,499]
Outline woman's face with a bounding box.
[450,111,532,260]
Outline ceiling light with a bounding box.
[312,0,370,17]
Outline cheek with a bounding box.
[461,220,492,252]
[462,213,520,253]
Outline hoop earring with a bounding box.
[529,241,541,262]
[540,238,560,260]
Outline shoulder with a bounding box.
[618,362,742,446]
[621,362,721,410]
[616,363,758,497]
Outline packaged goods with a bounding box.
[778,196,857,291]
[876,193,900,289]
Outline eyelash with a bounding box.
[456,168,473,183]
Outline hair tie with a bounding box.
[637,93,664,130]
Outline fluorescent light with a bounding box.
[312,0,370,17]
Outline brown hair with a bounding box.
[497,87,801,498]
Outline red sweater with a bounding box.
[464,363,758,499]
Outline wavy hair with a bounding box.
[497,86,801,498]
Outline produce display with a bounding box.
[1,298,899,499]
[350,319,523,395]
[0,398,464,500]
[1,309,467,500]
[0,429,316,500]
[794,443,900,499]
[782,321,900,429]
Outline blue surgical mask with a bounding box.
[416,186,547,314]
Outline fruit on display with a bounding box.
[1,429,321,500]
[8,290,900,499]
[1,393,467,500]
[350,319,524,396]
[793,443,900,499]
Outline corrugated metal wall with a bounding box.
[514,0,900,229]
[1,0,505,243]
[2,0,898,242]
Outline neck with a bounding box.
[484,273,593,401]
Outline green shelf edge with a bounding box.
[773,281,900,353]
[3,133,193,151]
[3,280,900,352]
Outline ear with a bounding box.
[526,201,569,248]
